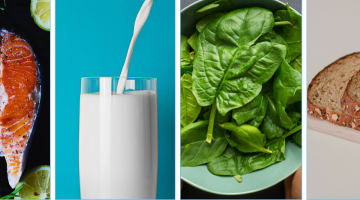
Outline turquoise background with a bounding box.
[55,0,175,199]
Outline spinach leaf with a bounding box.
[194,0,235,20]
[181,35,190,52]
[259,96,284,139]
[181,74,202,127]
[196,12,226,33]
[274,3,301,62]
[273,60,301,129]
[232,93,268,128]
[257,29,291,63]
[291,55,301,73]
[193,8,287,144]
[181,120,228,166]
[220,122,272,153]
[266,124,301,146]
[193,9,286,114]
[207,138,285,177]
[181,65,193,76]
[293,131,301,146]
[288,111,301,126]
[194,40,286,116]
[188,31,199,51]
[181,35,194,76]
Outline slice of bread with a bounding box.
[341,71,360,117]
[308,52,360,130]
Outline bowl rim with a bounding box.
[180,0,302,195]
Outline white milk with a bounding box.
[79,90,158,199]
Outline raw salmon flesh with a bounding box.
[0,30,40,188]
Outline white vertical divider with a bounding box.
[99,77,112,198]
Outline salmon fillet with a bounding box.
[0,30,40,188]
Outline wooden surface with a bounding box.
[308,114,360,144]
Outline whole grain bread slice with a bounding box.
[308,52,360,130]
[341,71,360,117]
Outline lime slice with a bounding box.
[15,165,50,199]
[30,0,50,31]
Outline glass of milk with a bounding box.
[79,77,158,199]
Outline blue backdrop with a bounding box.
[55,0,175,199]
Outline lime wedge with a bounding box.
[15,165,50,199]
[30,0,50,31]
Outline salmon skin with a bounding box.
[0,29,40,188]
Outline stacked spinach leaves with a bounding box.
[181,0,302,182]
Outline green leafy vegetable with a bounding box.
[259,96,284,139]
[207,138,285,177]
[181,35,190,52]
[181,35,194,75]
[196,12,226,33]
[274,3,301,62]
[220,122,272,153]
[181,121,228,166]
[293,131,301,146]
[291,55,301,73]
[181,74,201,127]
[273,60,301,129]
[193,7,287,143]
[192,8,284,111]
[232,93,268,127]
[188,31,199,51]
[194,0,235,20]
[266,125,302,146]
[180,1,302,182]
[257,29,291,63]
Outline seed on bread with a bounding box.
[332,114,339,121]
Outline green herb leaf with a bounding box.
[259,96,285,139]
[291,55,301,73]
[274,3,302,62]
[293,131,301,146]
[181,74,201,127]
[193,7,286,115]
[220,122,271,153]
[188,31,199,51]
[196,12,226,33]
[232,93,268,128]
[207,139,285,176]
[273,60,301,129]
[266,125,302,146]
[181,35,194,76]
[181,121,228,166]
[194,0,235,20]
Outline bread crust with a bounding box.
[308,52,360,130]
[341,70,360,117]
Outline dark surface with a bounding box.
[182,181,285,199]
[0,0,50,196]
[180,0,301,199]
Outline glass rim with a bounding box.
[81,77,156,80]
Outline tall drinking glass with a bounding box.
[79,77,158,199]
